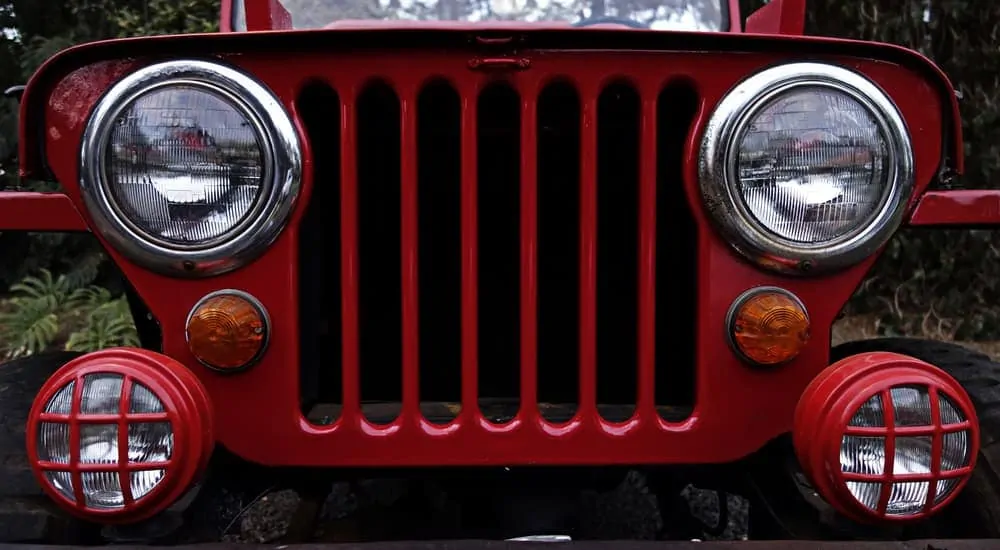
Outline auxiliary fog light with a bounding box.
[793,351,979,523]
[727,286,810,366]
[27,348,213,523]
[186,289,269,372]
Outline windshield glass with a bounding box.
[246,0,727,31]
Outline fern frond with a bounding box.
[63,252,106,290]
[64,296,138,353]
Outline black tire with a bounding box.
[830,338,1000,538]
[0,351,99,543]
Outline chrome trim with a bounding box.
[699,62,915,276]
[184,289,271,373]
[724,285,809,368]
[80,60,302,277]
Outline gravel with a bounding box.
[226,472,749,543]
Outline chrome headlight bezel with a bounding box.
[699,62,915,275]
[80,59,302,278]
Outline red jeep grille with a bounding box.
[296,70,700,428]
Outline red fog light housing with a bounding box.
[793,351,979,524]
[26,348,213,524]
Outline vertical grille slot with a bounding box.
[596,81,640,422]
[357,81,402,423]
[655,79,700,419]
[417,79,462,423]
[536,81,581,421]
[477,82,522,421]
[297,81,342,419]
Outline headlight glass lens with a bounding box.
[735,87,890,244]
[104,85,265,247]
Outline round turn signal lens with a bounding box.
[727,286,810,366]
[186,290,269,372]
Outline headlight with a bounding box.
[80,60,302,277]
[29,349,214,522]
[794,352,979,523]
[700,62,914,275]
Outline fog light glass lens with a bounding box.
[891,386,932,426]
[44,381,75,414]
[841,435,885,475]
[38,422,70,464]
[44,471,75,502]
[82,471,124,509]
[131,469,168,500]
[942,431,970,470]
[80,424,119,464]
[129,422,173,463]
[33,376,174,509]
[894,436,933,475]
[846,481,880,511]
[885,481,930,516]
[839,386,974,516]
[81,374,124,414]
[849,394,885,427]
[130,383,166,413]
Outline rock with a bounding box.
[680,485,750,540]
[319,482,357,522]
[578,470,662,540]
[238,489,301,543]
[235,474,752,543]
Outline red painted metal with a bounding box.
[220,0,234,32]
[13,37,964,467]
[0,192,87,231]
[15,28,965,180]
[726,0,741,32]
[637,94,657,416]
[244,0,293,31]
[339,88,361,422]
[908,189,1000,226]
[25,348,213,523]
[400,85,420,422]
[744,0,806,35]
[793,351,979,524]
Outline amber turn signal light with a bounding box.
[186,290,269,372]
[727,286,810,366]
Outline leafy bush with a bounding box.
[0,269,138,359]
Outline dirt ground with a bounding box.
[831,314,1000,359]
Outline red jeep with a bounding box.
[2,0,999,543]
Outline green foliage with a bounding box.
[792,0,1000,340]
[73,0,220,37]
[0,269,138,359]
[64,287,140,352]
